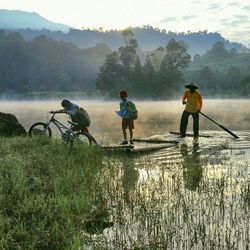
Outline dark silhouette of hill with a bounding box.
[4,27,248,56]
[0,9,70,32]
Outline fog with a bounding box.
[1,99,250,143]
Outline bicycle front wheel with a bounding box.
[28,122,52,138]
[75,132,92,146]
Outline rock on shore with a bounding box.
[0,112,26,136]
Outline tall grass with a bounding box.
[0,137,104,249]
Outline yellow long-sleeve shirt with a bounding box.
[182,90,203,113]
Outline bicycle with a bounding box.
[28,112,96,146]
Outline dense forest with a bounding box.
[4,27,248,56]
[186,42,250,95]
[0,30,111,95]
[0,29,250,98]
[96,30,250,98]
[96,29,191,98]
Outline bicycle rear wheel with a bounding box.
[28,122,52,138]
[75,132,92,146]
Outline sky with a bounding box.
[0,0,250,46]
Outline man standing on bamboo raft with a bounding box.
[179,81,203,138]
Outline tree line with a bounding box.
[186,41,250,95]
[6,26,248,55]
[0,29,250,98]
[96,29,191,98]
[96,31,250,98]
[0,30,111,95]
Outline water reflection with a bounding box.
[121,157,139,206]
[83,195,113,235]
[180,141,202,190]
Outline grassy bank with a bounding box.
[0,137,106,249]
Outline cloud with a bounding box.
[227,2,240,7]
[182,15,196,20]
[223,20,249,28]
[234,15,249,20]
[159,17,178,23]
[220,18,230,22]
[207,3,220,10]
[227,30,250,40]
[220,15,249,27]
[242,5,250,11]
[191,0,202,4]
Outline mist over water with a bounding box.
[1,99,250,142]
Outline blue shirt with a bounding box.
[64,103,79,117]
[119,99,136,119]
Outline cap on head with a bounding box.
[61,99,71,109]
[120,90,128,97]
[185,81,198,90]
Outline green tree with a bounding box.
[121,28,134,46]
[132,56,144,95]
[96,29,141,96]
[207,41,230,60]
[163,38,191,71]
[142,55,156,96]
[193,54,201,62]
[240,75,250,96]
[240,65,250,96]
[96,52,124,95]
[149,47,165,72]
[158,39,191,96]
[197,66,214,91]
[225,66,242,91]
[118,29,138,76]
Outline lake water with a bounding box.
[1,99,250,248]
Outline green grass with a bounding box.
[0,137,104,249]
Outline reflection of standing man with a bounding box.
[180,142,202,191]
[121,158,139,206]
[180,82,203,138]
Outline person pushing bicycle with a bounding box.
[51,99,97,144]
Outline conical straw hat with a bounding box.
[185,81,198,89]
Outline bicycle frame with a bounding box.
[44,114,74,136]
[30,113,96,145]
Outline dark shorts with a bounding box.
[72,125,89,133]
[122,118,135,130]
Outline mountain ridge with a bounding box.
[0,9,249,55]
[0,9,71,32]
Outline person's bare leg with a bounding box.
[123,129,127,141]
[80,128,98,145]
[88,133,98,145]
[129,129,133,141]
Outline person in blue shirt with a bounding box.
[51,99,97,144]
[116,90,137,145]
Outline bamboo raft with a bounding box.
[169,131,213,138]
[133,139,179,144]
[101,141,177,153]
